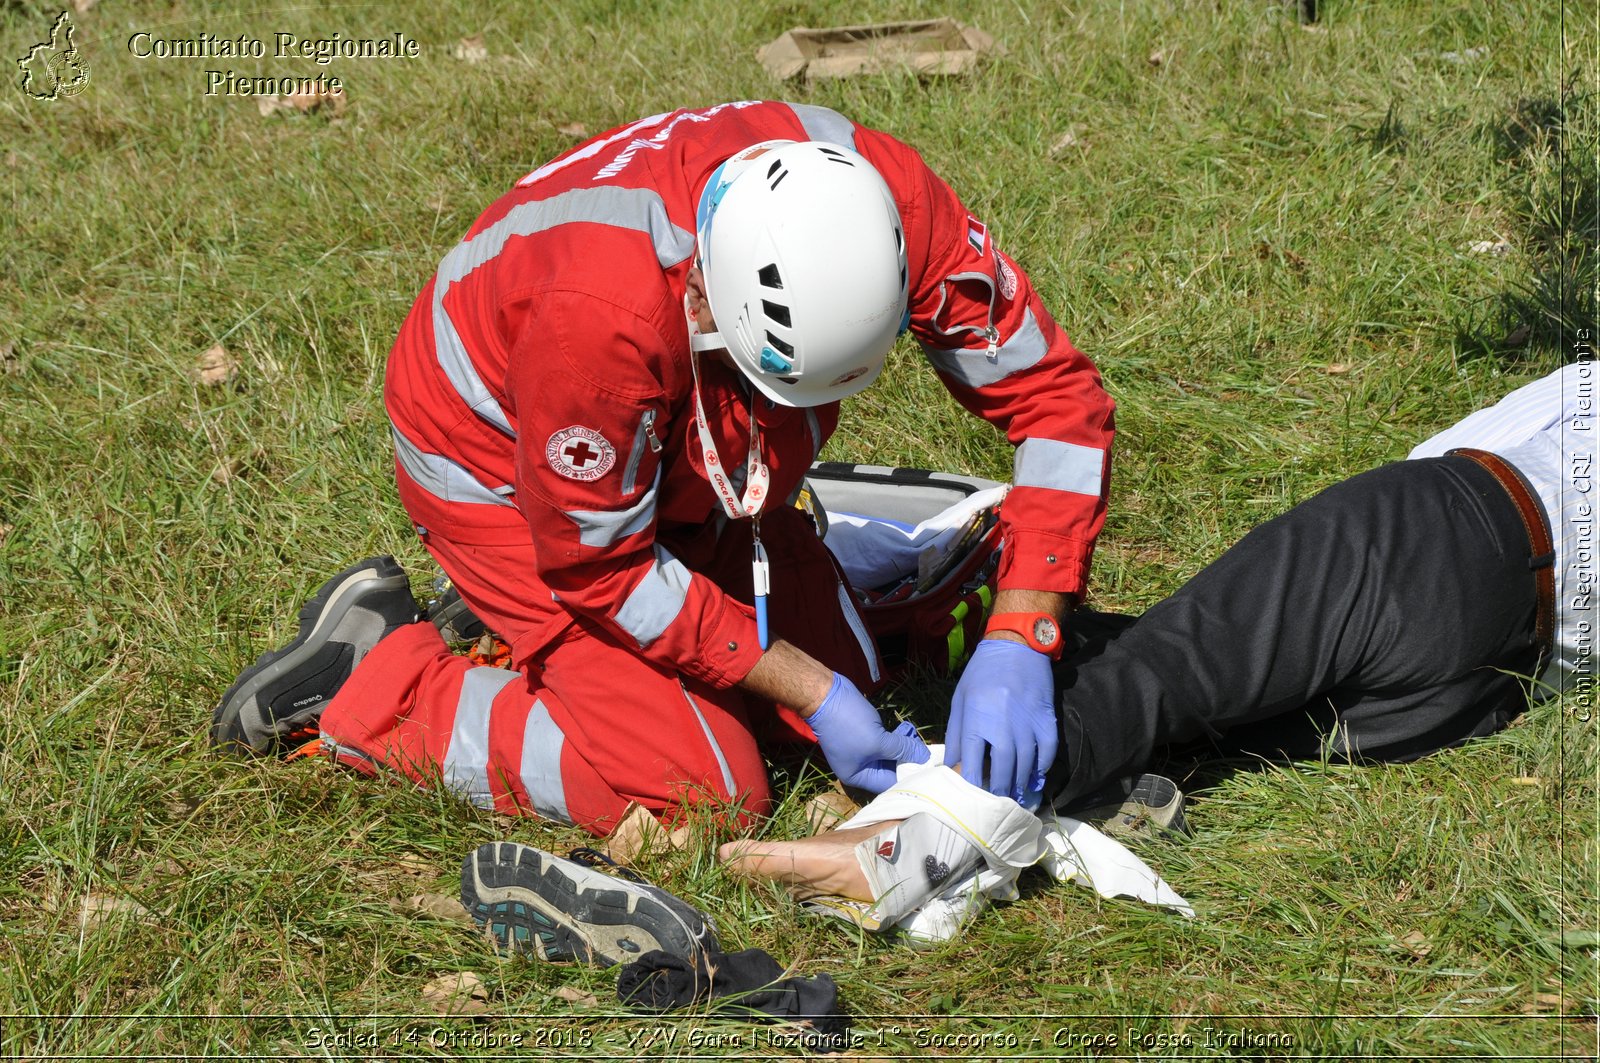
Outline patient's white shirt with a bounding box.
[1409,361,1597,694]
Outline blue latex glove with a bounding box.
[945,638,1058,802]
[808,673,930,792]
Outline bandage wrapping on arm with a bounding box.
[820,746,1192,941]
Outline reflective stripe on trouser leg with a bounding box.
[678,679,737,800]
[442,666,571,821]
[442,666,519,808]
[519,700,569,823]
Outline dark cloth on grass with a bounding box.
[1046,455,1544,807]
[617,945,847,1048]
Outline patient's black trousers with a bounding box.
[1046,456,1544,806]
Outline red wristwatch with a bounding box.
[984,612,1065,659]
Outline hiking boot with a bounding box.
[211,556,418,755]
[1056,773,1190,840]
[460,841,718,966]
[426,572,487,643]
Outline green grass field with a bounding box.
[1,0,1595,1058]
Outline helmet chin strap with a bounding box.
[689,330,725,353]
[685,291,726,353]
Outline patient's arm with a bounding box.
[718,822,904,902]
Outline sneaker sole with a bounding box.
[460,841,705,967]
[211,556,412,754]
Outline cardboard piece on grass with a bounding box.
[79,894,155,932]
[257,83,347,118]
[604,802,689,865]
[405,892,476,925]
[452,35,488,63]
[803,785,859,835]
[420,971,490,1015]
[758,19,995,82]
[553,985,599,1007]
[196,344,237,386]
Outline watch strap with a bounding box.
[984,611,1064,659]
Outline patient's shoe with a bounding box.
[211,556,417,755]
[1056,773,1189,840]
[461,842,718,966]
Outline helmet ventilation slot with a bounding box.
[762,300,792,327]
[758,263,784,289]
[766,159,790,190]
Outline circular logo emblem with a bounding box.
[47,51,90,98]
[545,426,616,482]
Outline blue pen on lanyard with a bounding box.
[752,530,771,650]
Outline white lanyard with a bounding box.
[688,346,771,521]
[687,297,774,647]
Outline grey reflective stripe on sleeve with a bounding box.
[613,544,692,648]
[519,699,570,823]
[442,666,521,809]
[432,187,697,436]
[787,103,857,149]
[564,470,659,548]
[679,680,736,799]
[392,426,516,507]
[920,306,1049,389]
[1014,437,1105,497]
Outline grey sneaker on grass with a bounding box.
[211,556,418,754]
[1057,773,1189,840]
[460,841,717,966]
[426,571,487,643]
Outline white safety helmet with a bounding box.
[693,140,909,407]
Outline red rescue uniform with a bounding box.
[319,101,1115,834]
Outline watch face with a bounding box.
[1032,617,1059,648]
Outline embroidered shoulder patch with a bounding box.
[546,426,616,481]
[996,253,1018,300]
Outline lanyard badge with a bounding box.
[688,297,775,649]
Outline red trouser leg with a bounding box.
[317,465,879,835]
[317,619,771,834]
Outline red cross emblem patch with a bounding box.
[545,425,616,482]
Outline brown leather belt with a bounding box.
[1448,447,1555,662]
